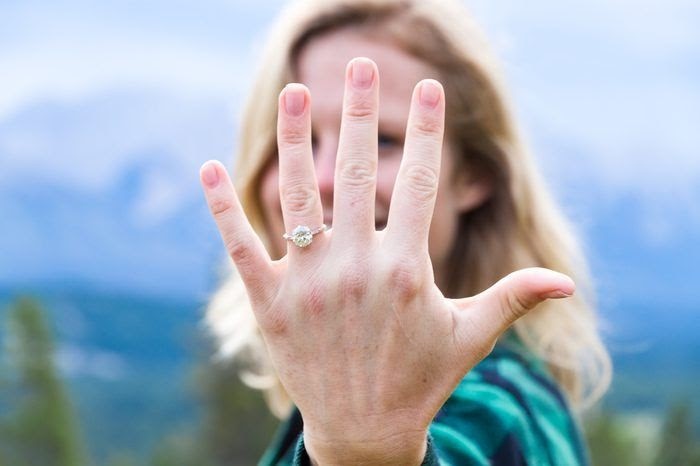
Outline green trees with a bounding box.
[148,351,279,465]
[653,402,700,466]
[194,357,278,465]
[586,402,700,466]
[0,296,279,466]
[586,411,651,466]
[0,297,87,465]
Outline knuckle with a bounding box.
[386,260,422,302]
[336,265,370,303]
[338,158,376,189]
[412,115,443,137]
[344,98,375,120]
[404,164,438,201]
[209,197,235,217]
[224,236,253,267]
[279,123,308,147]
[500,290,530,324]
[280,183,317,216]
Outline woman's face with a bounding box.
[259,29,488,284]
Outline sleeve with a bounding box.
[425,355,589,466]
[289,433,443,466]
[266,352,588,466]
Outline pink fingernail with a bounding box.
[201,162,219,188]
[351,58,374,89]
[419,80,441,109]
[284,84,306,116]
[542,289,573,299]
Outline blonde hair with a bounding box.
[206,0,611,418]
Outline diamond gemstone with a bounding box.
[291,225,313,247]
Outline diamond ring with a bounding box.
[282,224,327,248]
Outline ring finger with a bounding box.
[277,83,325,256]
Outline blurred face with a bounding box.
[259,29,488,284]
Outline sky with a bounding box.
[9,0,696,103]
[1,0,698,298]
[2,0,698,194]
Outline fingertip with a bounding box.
[552,269,575,294]
[536,269,576,299]
[560,274,576,296]
[280,83,309,117]
[417,79,443,109]
[348,57,377,90]
[200,160,221,189]
[282,82,309,94]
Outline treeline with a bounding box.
[0,297,277,466]
[0,297,86,466]
[0,297,698,466]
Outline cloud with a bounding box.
[0,89,236,190]
[467,0,700,203]
[0,0,285,118]
[0,37,245,118]
[2,0,698,208]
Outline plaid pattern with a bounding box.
[259,335,588,466]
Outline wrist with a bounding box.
[303,429,427,466]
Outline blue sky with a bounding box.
[1,0,699,302]
[3,0,698,196]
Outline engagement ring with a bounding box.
[282,224,327,248]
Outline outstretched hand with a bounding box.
[200,58,574,465]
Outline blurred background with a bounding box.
[1,0,698,464]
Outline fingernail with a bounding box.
[351,58,374,89]
[542,289,573,299]
[284,84,306,116]
[201,162,219,188]
[419,80,441,109]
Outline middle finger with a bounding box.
[331,57,380,246]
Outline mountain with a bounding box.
[0,89,237,298]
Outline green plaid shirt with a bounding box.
[259,335,588,465]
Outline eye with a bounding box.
[378,133,401,151]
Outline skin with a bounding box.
[259,31,493,289]
[200,33,575,466]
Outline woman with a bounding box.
[200,0,611,464]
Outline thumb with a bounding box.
[455,267,575,343]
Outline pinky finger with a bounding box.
[200,160,276,307]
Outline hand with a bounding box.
[200,58,574,465]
